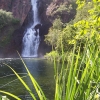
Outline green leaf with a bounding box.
[17,51,47,100]
[3,63,36,100]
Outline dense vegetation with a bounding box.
[45,0,100,61]
[0,9,19,51]
[0,9,19,29]
[0,0,100,100]
[45,0,100,99]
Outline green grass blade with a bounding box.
[0,90,21,100]
[70,47,80,100]
[65,44,76,100]
[3,63,36,100]
[17,51,46,100]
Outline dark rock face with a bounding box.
[0,0,31,57]
[46,0,75,23]
[19,0,52,57]
[0,0,31,25]
[38,23,52,57]
[0,0,75,57]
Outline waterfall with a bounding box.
[22,0,41,57]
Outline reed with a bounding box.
[54,41,100,100]
[0,41,100,100]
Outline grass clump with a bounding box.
[0,41,100,100]
[54,42,100,100]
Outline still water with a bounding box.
[0,58,55,100]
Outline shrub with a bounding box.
[45,18,63,49]
[53,4,73,15]
[0,9,20,29]
[0,9,20,47]
[44,51,59,61]
[45,0,100,62]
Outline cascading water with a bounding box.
[22,0,41,57]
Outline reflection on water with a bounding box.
[0,58,54,100]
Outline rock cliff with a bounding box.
[0,0,31,25]
[0,0,76,57]
[0,0,75,27]
[46,0,76,23]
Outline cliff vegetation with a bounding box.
[45,0,100,62]
[0,9,20,56]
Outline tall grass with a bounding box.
[54,41,100,100]
[0,43,100,100]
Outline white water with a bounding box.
[22,0,41,57]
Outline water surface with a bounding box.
[0,58,54,100]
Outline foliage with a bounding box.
[1,36,100,100]
[52,4,73,15]
[54,41,100,100]
[53,18,63,30]
[44,51,60,61]
[0,27,13,47]
[73,1,93,22]
[45,22,76,60]
[56,24,76,53]
[0,9,20,48]
[45,0,100,61]
[0,0,100,100]
[0,9,20,29]
[45,18,63,49]
[50,1,100,99]
[71,0,100,48]
[49,1,73,17]
[1,44,100,100]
